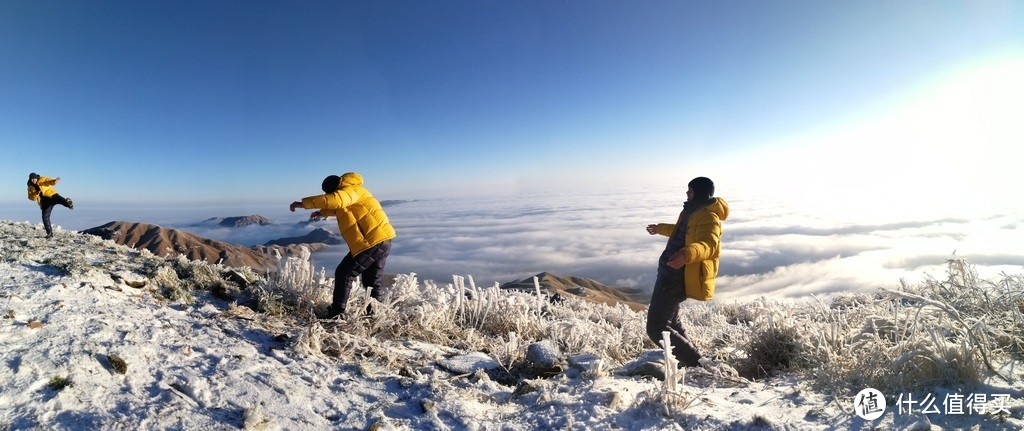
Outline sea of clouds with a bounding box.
[3,186,1022,302]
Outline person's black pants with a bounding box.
[331,240,392,315]
[39,194,72,236]
[646,272,702,367]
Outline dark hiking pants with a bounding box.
[646,273,702,367]
[39,194,72,236]
[331,239,392,316]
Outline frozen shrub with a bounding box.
[41,253,90,277]
[274,268,651,376]
[48,376,73,391]
[248,243,1016,402]
[251,283,285,315]
[291,319,327,357]
[719,302,757,326]
[163,284,195,304]
[150,264,194,303]
[739,310,805,379]
[829,293,871,310]
[263,247,332,313]
[150,265,180,289]
[800,258,1016,396]
[173,257,222,291]
[208,279,236,301]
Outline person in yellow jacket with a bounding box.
[290,172,396,319]
[26,172,74,238]
[644,176,729,367]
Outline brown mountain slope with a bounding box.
[502,272,648,311]
[81,221,276,273]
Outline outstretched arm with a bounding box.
[289,202,330,220]
[300,187,362,211]
[647,223,675,237]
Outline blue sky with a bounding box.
[2,1,1022,206]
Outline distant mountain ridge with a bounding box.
[380,199,415,207]
[264,228,342,247]
[200,215,272,227]
[82,221,276,272]
[502,272,648,311]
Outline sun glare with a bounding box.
[730,54,1024,221]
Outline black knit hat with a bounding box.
[29,172,40,180]
[321,175,341,193]
[688,177,715,200]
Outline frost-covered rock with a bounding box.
[568,353,604,374]
[616,349,669,380]
[525,340,562,370]
[437,352,501,375]
[111,270,148,288]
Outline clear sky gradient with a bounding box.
[2,1,1022,207]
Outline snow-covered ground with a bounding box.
[1,220,1021,430]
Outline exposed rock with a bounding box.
[616,350,669,380]
[110,270,148,288]
[502,272,647,311]
[525,340,562,370]
[568,353,604,374]
[264,228,341,247]
[437,352,501,375]
[81,221,275,273]
[105,354,128,374]
[224,269,252,288]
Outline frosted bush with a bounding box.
[149,264,195,303]
[281,270,651,374]
[150,265,180,289]
[794,258,1019,396]
[41,253,90,277]
[255,247,1017,401]
[741,306,807,378]
[261,247,332,313]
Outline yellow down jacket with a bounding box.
[27,176,59,204]
[653,197,730,301]
[300,172,396,256]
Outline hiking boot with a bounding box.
[67,198,74,210]
[316,307,345,321]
